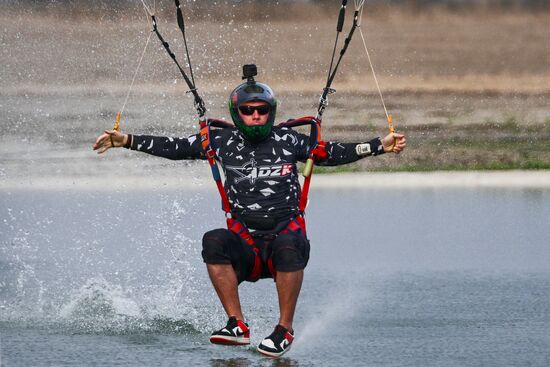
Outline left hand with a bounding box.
[381,132,406,154]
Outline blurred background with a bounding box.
[1,0,549,178]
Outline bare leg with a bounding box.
[275,270,304,332]
[207,264,245,321]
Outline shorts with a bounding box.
[201,228,311,284]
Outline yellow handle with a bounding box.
[388,114,395,134]
[113,112,121,132]
[387,114,397,152]
[303,158,314,178]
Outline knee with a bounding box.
[202,228,234,264]
[271,233,310,272]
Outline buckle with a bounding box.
[206,149,216,159]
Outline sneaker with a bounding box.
[257,325,294,358]
[209,316,250,345]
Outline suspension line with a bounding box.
[113,1,155,132]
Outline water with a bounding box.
[1,188,550,366]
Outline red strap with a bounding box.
[311,140,328,160]
[299,175,311,214]
[280,216,307,237]
[214,173,231,213]
[227,218,254,245]
[200,120,232,214]
[227,217,261,282]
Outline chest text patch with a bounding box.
[226,159,293,185]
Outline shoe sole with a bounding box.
[210,335,250,345]
[257,344,292,358]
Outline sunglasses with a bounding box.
[238,105,271,116]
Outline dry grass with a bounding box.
[1,5,549,172]
[2,7,550,92]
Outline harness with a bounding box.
[200,117,322,281]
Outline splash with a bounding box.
[57,276,198,335]
[294,276,371,351]
[0,191,223,335]
[59,276,140,319]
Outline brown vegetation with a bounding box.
[1,4,549,173]
[2,6,549,93]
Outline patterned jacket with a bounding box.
[127,125,383,223]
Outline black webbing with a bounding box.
[325,0,348,86]
[150,15,206,117]
[318,3,360,119]
[326,10,359,91]
[175,0,196,87]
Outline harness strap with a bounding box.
[280,216,307,237]
[229,216,307,282]
[200,119,232,214]
[227,217,254,246]
[278,117,323,214]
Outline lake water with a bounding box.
[1,187,549,366]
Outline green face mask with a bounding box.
[229,103,275,142]
[229,82,278,142]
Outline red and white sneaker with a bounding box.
[209,316,250,345]
[257,325,294,358]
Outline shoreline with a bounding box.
[2,170,549,192]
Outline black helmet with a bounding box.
[228,65,277,142]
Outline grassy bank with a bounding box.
[314,116,550,173]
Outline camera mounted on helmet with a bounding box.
[242,64,257,83]
[229,64,277,143]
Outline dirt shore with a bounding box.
[1,8,549,175]
[3,9,550,90]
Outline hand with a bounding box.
[93,130,127,154]
[381,132,406,154]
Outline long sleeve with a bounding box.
[126,133,205,160]
[293,131,385,166]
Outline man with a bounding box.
[93,69,406,357]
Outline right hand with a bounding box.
[381,132,406,154]
[93,130,127,154]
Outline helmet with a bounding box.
[228,80,277,142]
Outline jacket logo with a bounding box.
[226,159,293,184]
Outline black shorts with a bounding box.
[201,228,310,284]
